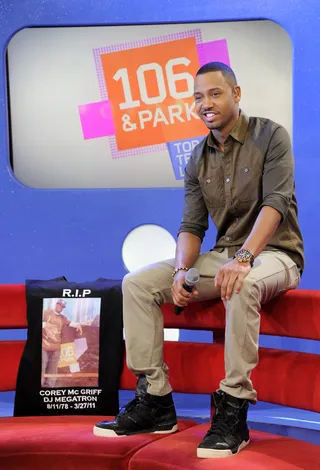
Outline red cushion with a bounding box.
[72,341,320,412]
[0,416,196,470]
[162,289,320,340]
[1,285,320,341]
[0,341,25,391]
[0,285,27,328]
[163,342,320,412]
[129,423,320,470]
[2,340,320,413]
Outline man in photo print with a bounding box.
[42,299,83,388]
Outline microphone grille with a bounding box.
[186,268,200,283]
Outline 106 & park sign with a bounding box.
[78,29,230,180]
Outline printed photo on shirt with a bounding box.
[41,297,101,388]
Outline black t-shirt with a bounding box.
[14,277,124,417]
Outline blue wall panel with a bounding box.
[0,0,318,291]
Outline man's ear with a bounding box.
[234,85,241,103]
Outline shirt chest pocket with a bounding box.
[199,167,225,209]
[234,166,262,202]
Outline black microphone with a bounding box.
[174,268,200,315]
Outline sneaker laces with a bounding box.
[116,397,140,416]
[116,396,151,419]
[206,399,239,437]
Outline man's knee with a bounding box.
[122,271,135,291]
[122,262,173,306]
[122,269,145,294]
[227,276,259,306]
[239,276,257,294]
[122,265,156,294]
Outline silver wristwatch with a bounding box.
[234,249,254,267]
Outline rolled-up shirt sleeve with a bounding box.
[177,156,208,242]
[260,126,294,221]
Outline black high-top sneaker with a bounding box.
[93,391,178,437]
[197,390,250,458]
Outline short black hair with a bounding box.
[196,62,237,87]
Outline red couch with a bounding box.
[0,285,320,469]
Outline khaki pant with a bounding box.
[42,349,60,388]
[123,249,300,402]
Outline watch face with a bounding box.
[236,250,252,262]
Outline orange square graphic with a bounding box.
[101,38,206,150]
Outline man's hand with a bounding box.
[214,258,251,301]
[171,270,199,307]
[76,324,83,335]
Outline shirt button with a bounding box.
[244,168,249,173]
[226,178,230,183]
[206,178,211,184]
[236,218,240,222]
[226,237,231,241]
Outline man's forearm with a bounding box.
[175,232,201,269]
[241,206,282,258]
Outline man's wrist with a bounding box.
[234,249,255,267]
[172,266,188,278]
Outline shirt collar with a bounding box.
[207,109,249,148]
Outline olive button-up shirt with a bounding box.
[178,110,304,272]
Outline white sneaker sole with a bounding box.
[93,423,178,438]
[197,439,250,459]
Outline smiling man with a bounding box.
[94,62,304,459]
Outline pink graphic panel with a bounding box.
[79,100,115,140]
[197,39,230,67]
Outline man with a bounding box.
[94,62,304,458]
[42,299,83,387]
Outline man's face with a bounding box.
[194,71,241,131]
[55,303,65,313]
